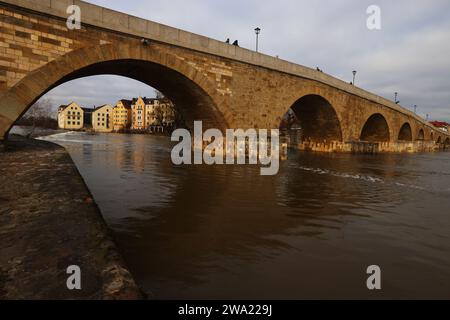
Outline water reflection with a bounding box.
[40,132,450,299]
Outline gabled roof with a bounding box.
[93,104,112,111]
[58,102,80,111]
[131,97,160,105]
[117,99,132,109]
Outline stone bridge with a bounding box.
[1,0,449,153]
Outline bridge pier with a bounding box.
[286,139,444,154]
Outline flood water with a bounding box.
[39,131,450,299]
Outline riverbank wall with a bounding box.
[0,135,142,299]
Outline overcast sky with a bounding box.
[42,0,450,121]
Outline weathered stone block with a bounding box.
[73,0,102,24]
[129,15,147,35]
[102,8,129,32]
[50,0,73,13]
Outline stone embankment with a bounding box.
[0,135,142,299]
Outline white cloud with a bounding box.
[45,76,156,109]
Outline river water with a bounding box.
[38,131,450,299]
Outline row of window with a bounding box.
[67,121,81,125]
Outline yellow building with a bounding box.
[57,102,84,130]
[92,104,113,133]
[131,97,148,130]
[113,99,132,132]
[131,97,176,131]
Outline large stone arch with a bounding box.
[398,122,413,141]
[0,43,231,139]
[360,113,390,142]
[285,94,343,142]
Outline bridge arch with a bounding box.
[287,94,343,143]
[398,123,413,141]
[416,129,425,141]
[437,136,442,144]
[445,138,450,148]
[0,43,231,139]
[360,113,390,142]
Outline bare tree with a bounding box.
[21,99,55,136]
[153,106,165,126]
[25,99,53,121]
[154,89,165,100]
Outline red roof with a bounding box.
[430,121,449,128]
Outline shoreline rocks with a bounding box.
[0,135,143,300]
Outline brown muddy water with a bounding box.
[39,131,450,299]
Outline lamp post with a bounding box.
[414,105,417,114]
[395,92,398,104]
[352,70,357,85]
[254,27,261,52]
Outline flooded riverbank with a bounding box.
[0,135,141,299]
[40,131,450,299]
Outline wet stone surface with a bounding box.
[0,135,142,299]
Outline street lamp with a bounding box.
[414,105,417,114]
[394,92,398,104]
[254,27,261,52]
[352,70,357,85]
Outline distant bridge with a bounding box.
[0,0,449,152]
